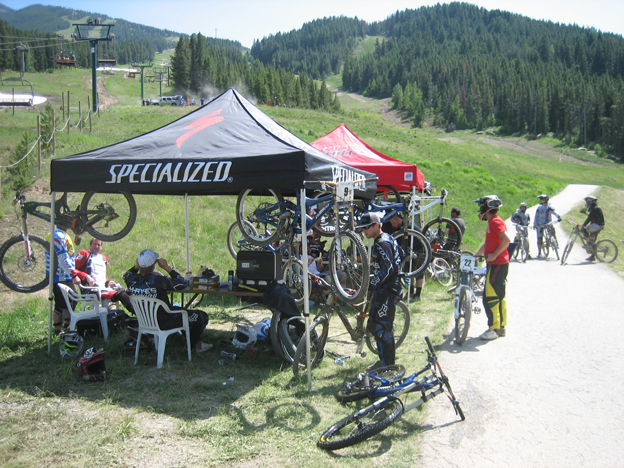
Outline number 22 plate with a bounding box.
[460,255,476,272]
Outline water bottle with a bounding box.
[228,270,234,291]
[220,351,236,360]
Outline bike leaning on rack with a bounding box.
[560,219,618,265]
[0,191,137,293]
[318,336,464,450]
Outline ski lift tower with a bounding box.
[72,20,114,113]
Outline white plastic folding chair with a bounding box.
[57,283,109,341]
[129,295,192,369]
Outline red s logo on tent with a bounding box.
[176,109,224,148]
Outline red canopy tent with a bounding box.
[310,124,425,192]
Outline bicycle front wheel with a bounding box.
[0,235,57,293]
[366,300,410,355]
[329,231,369,304]
[335,364,406,403]
[292,315,329,376]
[393,229,431,278]
[81,191,137,242]
[519,235,529,263]
[550,234,560,260]
[542,233,550,258]
[560,235,576,265]
[431,257,454,286]
[595,239,618,263]
[318,398,404,450]
[236,188,284,246]
[454,288,472,345]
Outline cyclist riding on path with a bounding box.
[359,212,402,368]
[474,195,511,341]
[511,202,531,258]
[581,195,605,262]
[533,194,561,258]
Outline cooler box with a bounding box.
[236,251,282,281]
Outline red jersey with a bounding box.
[484,215,509,264]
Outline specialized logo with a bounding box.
[106,161,232,185]
[176,109,224,148]
[331,166,366,185]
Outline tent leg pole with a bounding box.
[47,193,56,356]
[301,188,312,391]
[185,193,190,279]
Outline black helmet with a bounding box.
[474,195,503,216]
[537,194,549,202]
[584,195,598,205]
[76,347,106,382]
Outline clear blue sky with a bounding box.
[2,0,623,48]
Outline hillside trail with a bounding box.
[416,184,624,468]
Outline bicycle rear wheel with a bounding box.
[281,259,309,306]
[227,220,258,259]
[335,364,406,403]
[595,239,618,263]
[393,229,431,278]
[454,288,472,345]
[423,217,463,255]
[292,315,329,376]
[329,231,369,304]
[0,235,57,293]
[236,188,284,246]
[310,192,352,237]
[318,397,404,450]
[81,191,137,242]
[365,300,410,355]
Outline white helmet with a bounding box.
[59,332,84,359]
[232,325,257,349]
[253,318,271,341]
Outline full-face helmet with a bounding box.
[537,194,549,202]
[584,195,598,205]
[59,331,84,360]
[232,325,257,349]
[253,318,271,341]
[76,347,106,382]
[474,195,503,220]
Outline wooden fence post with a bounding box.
[78,101,82,131]
[67,91,70,136]
[62,92,65,122]
[37,115,41,171]
[87,96,92,132]
[52,108,56,156]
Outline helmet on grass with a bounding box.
[538,194,549,202]
[474,195,503,219]
[253,318,271,341]
[232,325,257,349]
[59,332,84,359]
[76,347,106,382]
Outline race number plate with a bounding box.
[335,181,355,203]
[460,255,476,273]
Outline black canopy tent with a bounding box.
[50,88,377,197]
[48,88,377,382]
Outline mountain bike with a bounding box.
[290,274,410,376]
[560,220,618,265]
[449,253,486,345]
[512,224,530,262]
[0,191,136,293]
[318,336,464,450]
[237,181,374,303]
[534,220,560,260]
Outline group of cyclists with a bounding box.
[511,194,605,261]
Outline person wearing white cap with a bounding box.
[358,211,402,369]
[123,250,211,352]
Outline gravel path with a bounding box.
[417,184,624,468]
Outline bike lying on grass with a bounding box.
[318,336,464,450]
[560,219,618,265]
[0,191,137,293]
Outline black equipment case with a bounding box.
[236,251,282,281]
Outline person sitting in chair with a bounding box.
[123,250,211,353]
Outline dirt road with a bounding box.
[417,185,624,468]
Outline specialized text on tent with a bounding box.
[105,161,233,185]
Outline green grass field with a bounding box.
[1,60,623,467]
